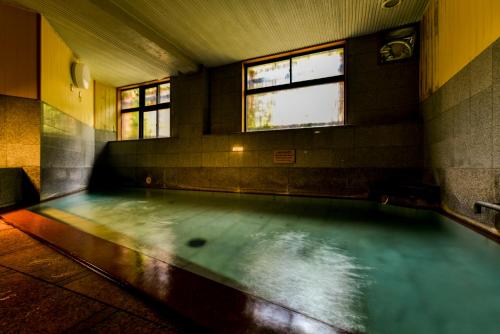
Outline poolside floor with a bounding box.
[0,219,195,334]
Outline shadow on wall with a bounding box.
[88,143,118,191]
[0,168,39,211]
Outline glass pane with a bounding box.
[247,60,290,90]
[158,108,170,137]
[143,110,157,138]
[121,112,139,139]
[121,88,139,109]
[246,82,344,131]
[159,83,170,103]
[292,48,344,82]
[145,87,157,106]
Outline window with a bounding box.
[120,81,171,139]
[244,46,345,132]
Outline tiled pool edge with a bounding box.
[1,209,353,334]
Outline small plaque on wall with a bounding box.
[273,150,296,164]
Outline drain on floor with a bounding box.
[187,238,207,248]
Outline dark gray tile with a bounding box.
[64,272,181,327]
[86,311,175,334]
[453,135,470,168]
[470,46,493,96]
[421,95,436,122]
[442,168,497,226]
[239,167,288,193]
[452,98,471,138]
[470,86,493,135]
[288,168,346,195]
[354,146,421,168]
[108,141,138,155]
[332,127,354,148]
[0,168,23,208]
[441,64,471,111]
[209,167,240,191]
[493,38,500,84]
[347,34,379,56]
[115,167,137,186]
[163,168,178,188]
[426,111,453,144]
[0,271,106,334]
[136,167,164,188]
[0,244,87,283]
[331,149,355,167]
[468,131,493,168]
[493,39,500,160]
[428,140,454,168]
[176,167,211,189]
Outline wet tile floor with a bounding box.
[0,219,197,334]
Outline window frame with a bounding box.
[243,42,346,132]
[119,80,171,140]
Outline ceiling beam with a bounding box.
[89,0,198,74]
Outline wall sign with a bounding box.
[273,150,296,164]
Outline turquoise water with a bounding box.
[30,188,500,333]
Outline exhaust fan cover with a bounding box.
[379,26,416,63]
[71,62,91,89]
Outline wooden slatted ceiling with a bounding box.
[7,0,429,87]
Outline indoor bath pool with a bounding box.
[19,189,500,333]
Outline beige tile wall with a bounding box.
[0,95,41,191]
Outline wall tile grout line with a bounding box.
[0,229,192,331]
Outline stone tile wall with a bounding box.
[0,95,41,192]
[0,169,23,209]
[422,38,500,226]
[100,32,424,198]
[40,103,95,200]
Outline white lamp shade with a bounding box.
[71,62,91,89]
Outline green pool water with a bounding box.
[30,188,500,333]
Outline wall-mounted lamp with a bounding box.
[71,62,91,89]
[232,146,244,152]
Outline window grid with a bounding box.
[244,46,345,132]
[120,81,170,140]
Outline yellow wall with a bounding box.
[94,81,117,131]
[420,0,500,99]
[40,17,94,126]
[0,3,38,99]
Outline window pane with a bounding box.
[121,88,139,109]
[145,87,157,106]
[121,112,139,139]
[247,60,290,90]
[159,83,170,103]
[158,108,170,137]
[143,110,157,138]
[292,48,344,82]
[246,82,344,131]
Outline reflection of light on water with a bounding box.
[241,231,368,333]
[246,300,340,334]
[47,199,177,263]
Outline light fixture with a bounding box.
[232,146,244,152]
[381,0,401,9]
[71,62,91,89]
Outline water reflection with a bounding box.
[240,231,368,332]
[39,202,177,264]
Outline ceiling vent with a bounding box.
[381,0,402,8]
